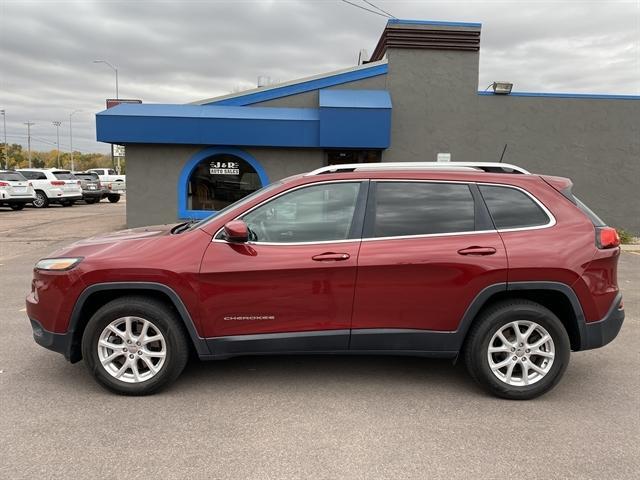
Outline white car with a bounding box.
[17,168,83,208]
[0,170,36,210]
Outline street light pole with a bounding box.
[52,121,62,168]
[24,122,35,168]
[93,60,119,99]
[69,110,81,171]
[0,109,7,169]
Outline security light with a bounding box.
[492,82,513,95]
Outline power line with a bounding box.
[340,0,390,18]
[362,0,396,19]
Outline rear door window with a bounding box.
[479,185,550,229]
[20,171,46,180]
[371,182,476,238]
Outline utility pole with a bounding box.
[69,110,81,171]
[24,122,35,168]
[52,121,62,168]
[1,109,7,169]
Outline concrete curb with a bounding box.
[621,244,640,252]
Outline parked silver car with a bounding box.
[73,171,106,204]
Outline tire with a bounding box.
[33,190,49,208]
[10,204,25,211]
[81,296,190,396]
[85,198,98,204]
[464,299,570,400]
[62,200,74,207]
[107,195,120,203]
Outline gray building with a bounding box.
[96,19,640,233]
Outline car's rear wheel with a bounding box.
[61,200,74,207]
[10,204,25,211]
[33,190,49,208]
[464,300,570,400]
[107,195,120,203]
[85,198,98,204]
[82,296,190,396]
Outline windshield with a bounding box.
[0,172,26,181]
[186,181,284,231]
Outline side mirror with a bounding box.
[223,220,249,243]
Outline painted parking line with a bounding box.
[18,308,26,312]
[630,251,640,256]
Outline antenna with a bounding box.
[499,143,508,163]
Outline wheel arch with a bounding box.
[457,282,587,353]
[66,282,210,363]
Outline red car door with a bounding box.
[198,181,367,354]
[350,180,508,352]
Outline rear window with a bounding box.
[372,182,476,238]
[75,173,99,181]
[0,172,26,181]
[574,197,606,227]
[53,171,76,180]
[479,185,550,229]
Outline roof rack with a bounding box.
[306,162,531,176]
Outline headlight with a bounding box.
[35,257,83,271]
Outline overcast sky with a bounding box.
[1,0,639,154]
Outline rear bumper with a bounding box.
[82,191,104,199]
[51,194,83,203]
[581,293,625,350]
[0,196,34,204]
[29,318,79,362]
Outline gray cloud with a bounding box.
[1,0,638,154]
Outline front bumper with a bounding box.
[29,318,79,362]
[581,293,625,350]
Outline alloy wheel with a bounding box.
[487,320,555,387]
[97,316,167,383]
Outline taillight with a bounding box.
[0,181,8,187]
[77,180,81,185]
[596,227,620,249]
[28,182,32,186]
[108,184,112,190]
[50,180,65,186]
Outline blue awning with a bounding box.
[96,89,392,149]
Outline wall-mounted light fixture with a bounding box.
[491,82,513,95]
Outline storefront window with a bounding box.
[187,154,263,211]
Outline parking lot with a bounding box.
[1,201,638,479]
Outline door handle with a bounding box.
[457,246,497,256]
[312,252,351,261]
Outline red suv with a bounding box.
[26,162,624,399]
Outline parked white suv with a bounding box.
[17,169,83,208]
[0,170,36,210]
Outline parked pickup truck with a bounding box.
[87,168,125,184]
[87,168,125,202]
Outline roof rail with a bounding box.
[306,162,531,176]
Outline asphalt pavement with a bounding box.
[1,200,638,479]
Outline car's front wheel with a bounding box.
[464,299,570,400]
[107,195,120,203]
[82,296,190,395]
